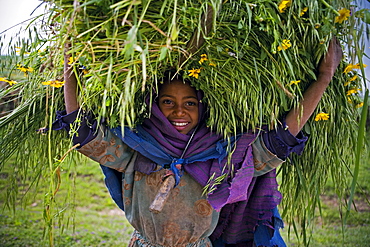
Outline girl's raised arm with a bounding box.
[63,43,79,114]
[285,38,343,136]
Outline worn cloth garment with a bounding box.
[75,126,282,246]
[53,107,307,247]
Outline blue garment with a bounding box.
[100,165,125,211]
[110,126,237,186]
[254,207,286,247]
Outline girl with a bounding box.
[54,38,343,246]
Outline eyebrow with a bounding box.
[159,94,198,100]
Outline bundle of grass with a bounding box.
[0,0,369,245]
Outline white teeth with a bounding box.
[172,122,188,126]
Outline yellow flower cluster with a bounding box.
[278,0,291,13]
[17,64,34,76]
[335,8,350,24]
[344,75,358,86]
[315,112,329,121]
[0,77,17,86]
[289,80,301,85]
[68,56,77,65]
[188,68,201,79]
[346,88,361,96]
[15,47,30,55]
[188,54,215,79]
[199,54,208,64]
[300,7,308,17]
[343,63,367,74]
[343,68,364,108]
[278,39,291,51]
[42,80,65,88]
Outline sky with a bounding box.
[0,0,44,44]
[0,0,369,79]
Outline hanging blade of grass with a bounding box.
[110,0,137,11]
[253,58,263,135]
[170,0,178,41]
[76,19,112,39]
[102,54,114,118]
[45,86,56,247]
[345,89,368,221]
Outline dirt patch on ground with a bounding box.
[76,206,125,216]
[98,208,125,216]
[320,194,370,213]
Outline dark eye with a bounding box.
[186,101,197,107]
[163,99,172,104]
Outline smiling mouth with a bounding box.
[171,122,189,126]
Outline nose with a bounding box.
[173,104,185,117]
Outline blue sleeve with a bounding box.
[262,122,308,160]
[100,165,125,211]
[52,109,98,147]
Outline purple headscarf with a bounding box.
[140,80,224,159]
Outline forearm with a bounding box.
[63,44,79,114]
[285,74,331,136]
[285,38,342,136]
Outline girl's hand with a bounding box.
[317,37,343,82]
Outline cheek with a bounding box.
[158,104,173,118]
[191,109,199,122]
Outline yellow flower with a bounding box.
[0,77,17,85]
[278,39,291,51]
[300,7,308,16]
[209,61,216,67]
[347,97,352,104]
[344,75,358,86]
[188,68,201,79]
[0,77,8,82]
[199,54,208,64]
[346,88,361,95]
[344,64,355,73]
[42,80,65,88]
[354,63,367,69]
[278,0,291,13]
[349,75,358,81]
[16,65,34,76]
[343,63,367,73]
[290,80,301,85]
[7,80,17,85]
[356,102,364,108]
[68,56,76,65]
[335,8,350,24]
[315,112,330,121]
[17,66,28,73]
[15,48,30,55]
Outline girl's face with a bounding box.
[158,80,199,134]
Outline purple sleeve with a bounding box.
[262,122,308,160]
[52,109,98,147]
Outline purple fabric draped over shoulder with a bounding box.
[184,133,282,243]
